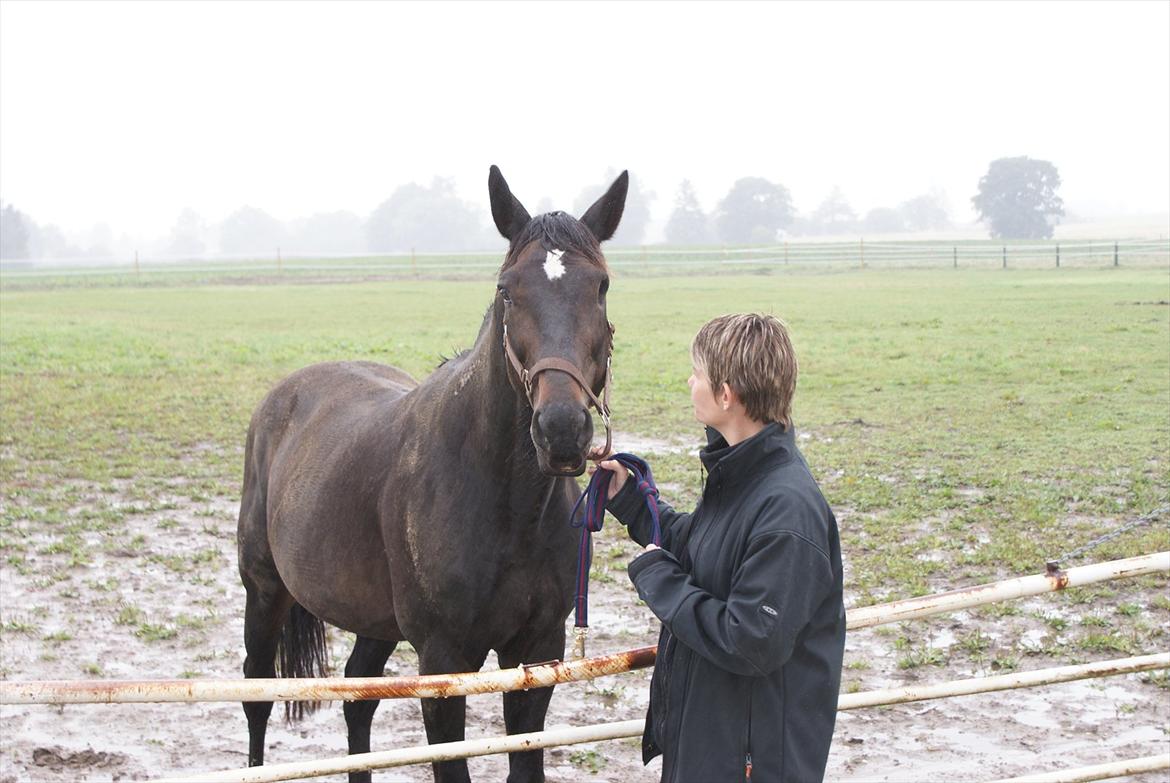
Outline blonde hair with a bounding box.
[691,313,798,428]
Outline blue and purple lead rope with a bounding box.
[569,453,662,630]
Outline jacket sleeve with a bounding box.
[627,523,834,676]
[607,474,689,553]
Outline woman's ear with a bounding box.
[720,383,735,412]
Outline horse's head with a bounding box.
[488,165,628,477]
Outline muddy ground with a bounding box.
[1,442,1167,782]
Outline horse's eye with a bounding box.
[598,278,609,303]
[497,286,513,305]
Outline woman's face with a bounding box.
[688,364,725,427]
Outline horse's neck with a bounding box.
[428,306,555,521]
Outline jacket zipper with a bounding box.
[654,634,675,748]
[686,470,721,571]
[744,687,754,781]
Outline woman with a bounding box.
[598,313,845,783]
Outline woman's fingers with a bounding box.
[588,455,630,500]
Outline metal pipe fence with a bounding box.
[4,552,1165,783]
[4,552,1164,706]
[2,238,1166,284]
[988,754,1170,783]
[154,653,1170,783]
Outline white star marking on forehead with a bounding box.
[543,248,566,281]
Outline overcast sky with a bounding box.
[2,0,1168,242]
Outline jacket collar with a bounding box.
[700,421,796,490]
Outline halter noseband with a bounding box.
[502,321,614,457]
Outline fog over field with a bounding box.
[1,1,1168,256]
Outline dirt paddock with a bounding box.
[1,485,1166,782]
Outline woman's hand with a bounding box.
[588,448,629,500]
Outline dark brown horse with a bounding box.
[236,166,628,783]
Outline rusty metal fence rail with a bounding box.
[155,653,1170,782]
[3,551,1165,706]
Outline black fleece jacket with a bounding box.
[611,423,845,783]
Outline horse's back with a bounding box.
[240,360,417,639]
[244,361,414,487]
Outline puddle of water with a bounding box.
[1019,628,1048,651]
[929,628,957,649]
[608,431,699,456]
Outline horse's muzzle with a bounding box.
[531,403,592,476]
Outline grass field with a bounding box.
[1,265,1168,674]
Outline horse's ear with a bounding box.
[579,170,629,243]
[488,165,532,241]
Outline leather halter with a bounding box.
[502,321,614,457]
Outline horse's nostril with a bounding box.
[531,410,552,448]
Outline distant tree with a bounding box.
[167,208,207,257]
[972,156,1064,239]
[863,207,905,234]
[715,177,795,244]
[289,211,364,255]
[899,192,949,231]
[367,178,487,253]
[573,169,653,246]
[86,223,114,258]
[0,204,31,259]
[809,187,857,235]
[27,222,78,259]
[664,180,713,245]
[219,206,285,256]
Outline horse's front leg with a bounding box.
[497,624,567,783]
[417,639,487,783]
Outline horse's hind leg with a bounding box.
[242,582,293,767]
[343,635,397,783]
[240,562,294,767]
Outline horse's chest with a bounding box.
[491,552,574,638]
[469,539,569,613]
[387,475,577,642]
[396,518,573,635]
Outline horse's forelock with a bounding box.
[500,212,607,273]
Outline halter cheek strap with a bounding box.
[502,322,614,457]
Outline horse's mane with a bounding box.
[500,211,607,272]
[437,349,470,368]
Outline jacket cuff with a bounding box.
[607,476,646,525]
[627,546,671,586]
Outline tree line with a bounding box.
[0,157,1065,260]
[665,180,951,245]
[666,156,1063,244]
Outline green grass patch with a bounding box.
[1,267,1167,666]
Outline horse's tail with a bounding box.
[276,603,330,721]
